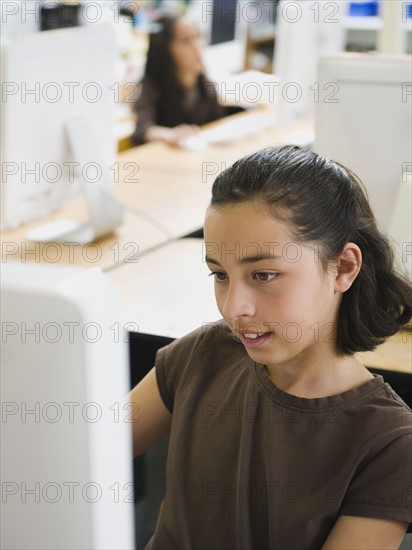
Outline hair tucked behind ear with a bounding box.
[211,145,411,354]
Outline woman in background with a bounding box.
[131,13,225,146]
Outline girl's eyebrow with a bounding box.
[205,254,282,266]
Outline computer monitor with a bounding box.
[209,0,238,45]
[273,0,346,124]
[190,0,249,79]
[0,0,40,38]
[1,25,122,242]
[314,53,412,274]
[1,262,135,549]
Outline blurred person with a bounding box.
[131,13,226,146]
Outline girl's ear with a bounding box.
[334,243,362,293]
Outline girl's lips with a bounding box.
[238,332,271,348]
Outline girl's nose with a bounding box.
[221,283,256,321]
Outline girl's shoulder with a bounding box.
[370,376,412,423]
[154,321,248,413]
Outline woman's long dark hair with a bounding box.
[143,14,211,127]
[211,145,412,355]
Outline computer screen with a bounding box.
[192,0,248,78]
[210,0,238,45]
[314,53,412,274]
[1,262,135,549]
[1,25,117,232]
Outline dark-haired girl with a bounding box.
[131,14,225,146]
[130,145,412,548]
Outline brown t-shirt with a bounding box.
[147,320,412,549]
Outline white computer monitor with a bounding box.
[314,53,412,259]
[1,25,122,242]
[189,0,249,80]
[1,262,135,550]
[273,0,346,124]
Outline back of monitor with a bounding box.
[314,53,412,237]
[1,263,134,550]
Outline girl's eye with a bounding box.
[253,272,278,282]
[209,271,228,282]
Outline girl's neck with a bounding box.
[265,350,373,399]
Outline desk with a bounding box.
[107,238,220,339]
[114,113,314,240]
[357,332,412,375]
[0,198,170,270]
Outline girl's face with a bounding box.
[204,201,343,371]
[170,18,204,78]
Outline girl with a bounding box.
[131,13,225,146]
[130,145,412,549]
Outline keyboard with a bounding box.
[200,112,276,145]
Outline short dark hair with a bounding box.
[211,145,411,355]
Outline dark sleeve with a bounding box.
[340,433,412,525]
[131,78,159,146]
[155,343,175,414]
[154,325,208,414]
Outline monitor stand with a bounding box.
[26,117,123,244]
